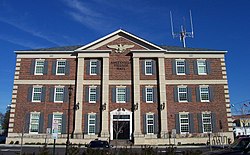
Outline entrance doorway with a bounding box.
[113,121,130,139]
[110,108,132,140]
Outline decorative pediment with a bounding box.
[75,29,163,51]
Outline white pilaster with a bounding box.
[158,57,168,135]
[133,57,141,135]
[101,57,110,137]
[75,57,84,134]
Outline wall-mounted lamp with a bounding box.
[74,102,80,111]
[101,103,106,111]
[160,102,165,110]
[132,102,138,111]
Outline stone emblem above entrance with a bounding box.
[107,44,134,53]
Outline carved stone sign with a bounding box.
[111,61,130,70]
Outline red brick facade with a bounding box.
[8,30,232,144]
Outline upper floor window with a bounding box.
[178,86,188,102]
[179,113,189,134]
[176,60,185,75]
[88,114,96,134]
[29,112,40,134]
[200,86,209,102]
[146,114,154,134]
[116,87,126,103]
[89,87,97,103]
[54,87,64,102]
[32,86,42,102]
[197,60,207,75]
[53,113,62,134]
[146,87,153,103]
[56,60,66,75]
[90,60,98,75]
[35,60,44,75]
[202,113,212,133]
[145,60,153,75]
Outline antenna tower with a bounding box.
[170,10,194,48]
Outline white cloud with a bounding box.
[0,17,65,46]
[63,0,112,32]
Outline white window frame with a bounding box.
[145,60,153,75]
[54,86,64,103]
[56,60,66,75]
[200,86,210,102]
[146,87,153,103]
[32,86,42,102]
[202,112,212,133]
[179,113,189,134]
[90,60,98,75]
[88,113,96,135]
[176,59,185,75]
[178,86,188,102]
[89,86,97,103]
[116,87,126,103]
[34,59,45,75]
[197,59,207,75]
[146,113,154,134]
[53,113,62,134]
[29,112,40,134]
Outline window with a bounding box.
[90,60,97,75]
[176,60,185,75]
[179,113,189,134]
[178,87,188,102]
[29,112,40,133]
[89,87,97,103]
[53,113,62,134]
[146,114,154,134]
[35,60,44,75]
[202,113,212,133]
[146,87,153,103]
[145,60,153,75]
[116,87,126,103]
[32,87,42,102]
[56,60,66,75]
[88,114,96,134]
[197,60,207,75]
[54,87,64,102]
[200,86,209,102]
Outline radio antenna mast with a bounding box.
[170,10,194,47]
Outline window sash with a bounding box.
[30,113,40,133]
[179,114,189,134]
[116,88,126,103]
[200,87,209,102]
[32,87,42,102]
[178,87,188,102]
[35,60,44,75]
[197,60,207,74]
[88,114,96,134]
[176,60,185,75]
[146,88,153,103]
[89,87,97,103]
[90,60,97,75]
[56,60,66,75]
[146,114,154,134]
[202,113,212,133]
[54,87,64,102]
[145,60,153,75]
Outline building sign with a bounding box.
[111,61,130,70]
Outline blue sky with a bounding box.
[0,0,249,114]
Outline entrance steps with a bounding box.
[110,140,133,147]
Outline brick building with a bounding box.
[7,29,233,145]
